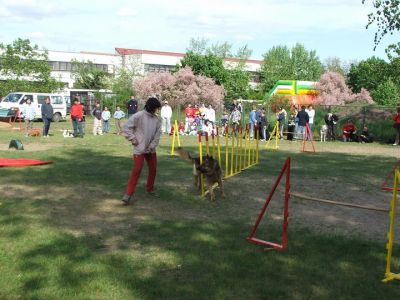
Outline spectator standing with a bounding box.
[392,107,400,146]
[306,104,315,131]
[296,106,309,140]
[23,98,36,137]
[184,104,193,133]
[276,107,287,139]
[113,106,125,135]
[41,97,53,137]
[102,107,111,133]
[91,102,103,135]
[121,97,162,205]
[70,98,84,137]
[206,104,216,124]
[249,105,257,139]
[259,109,267,141]
[160,100,172,134]
[230,106,241,137]
[126,95,138,118]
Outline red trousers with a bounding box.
[126,153,157,196]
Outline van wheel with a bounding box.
[52,113,62,122]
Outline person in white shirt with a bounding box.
[160,100,172,134]
[22,98,36,137]
[306,104,315,131]
[206,104,216,124]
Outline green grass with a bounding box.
[0,118,400,299]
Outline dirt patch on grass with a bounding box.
[0,142,54,151]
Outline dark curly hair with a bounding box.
[144,97,161,113]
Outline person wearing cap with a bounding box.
[121,97,162,205]
[160,100,172,134]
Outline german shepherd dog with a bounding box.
[176,147,225,201]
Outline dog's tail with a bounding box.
[175,147,195,164]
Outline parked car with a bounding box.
[0,92,67,122]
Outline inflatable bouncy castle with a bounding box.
[268,80,318,105]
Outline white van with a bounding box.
[0,92,67,122]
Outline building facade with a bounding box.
[2,47,262,89]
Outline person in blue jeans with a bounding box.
[249,105,257,139]
[102,106,111,133]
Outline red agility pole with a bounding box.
[302,123,316,153]
[247,157,291,250]
[381,161,400,192]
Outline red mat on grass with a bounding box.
[0,158,53,167]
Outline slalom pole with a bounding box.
[230,127,235,176]
[255,125,259,164]
[212,130,216,158]
[235,126,240,174]
[217,127,221,167]
[205,132,210,155]
[225,125,229,177]
[170,120,178,155]
[198,133,205,197]
[247,125,251,167]
[239,127,243,171]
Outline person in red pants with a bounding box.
[121,97,162,205]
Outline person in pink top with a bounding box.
[121,97,162,205]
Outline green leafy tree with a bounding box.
[179,51,228,86]
[0,38,63,96]
[109,55,141,108]
[70,59,109,89]
[260,44,323,94]
[347,57,390,93]
[371,79,400,106]
[363,0,400,56]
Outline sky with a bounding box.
[0,0,398,63]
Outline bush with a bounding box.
[371,80,400,106]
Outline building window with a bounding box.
[144,64,174,74]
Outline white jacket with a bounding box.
[161,105,172,118]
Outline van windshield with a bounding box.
[2,93,22,103]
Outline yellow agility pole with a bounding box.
[239,127,244,171]
[205,132,210,156]
[217,128,221,167]
[235,127,240,174]
[383,169,400,283]
[244,125,249,168]
[170,120,179,155]
[247,125,251,167]
[225,125,229,178]
[230,130,235,176]
[198,133,205,197]
[212,131,216,158]
[255,126,259,164]
[265,121,279,150]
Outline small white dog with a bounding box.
[320,125,328,142]
[63,129,74,138]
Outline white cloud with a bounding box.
[117,8,138,17]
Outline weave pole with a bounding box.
[383,169,400,283]
[198,133,204,197]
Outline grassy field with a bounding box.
[0,118,400,299]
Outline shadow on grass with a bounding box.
[15,219,400,299]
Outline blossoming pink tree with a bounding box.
[134,67,225,110]
[315,72,373,105]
